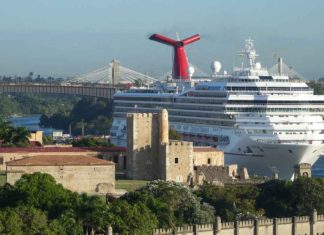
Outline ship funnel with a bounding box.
[149,33,200,80]
[278,57,283,75]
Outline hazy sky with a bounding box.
[0,0,324,79]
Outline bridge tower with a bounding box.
[111,59,120,85]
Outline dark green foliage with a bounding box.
[257,178,324,217]
[72,137,113,147]
[40,97,113,135]
[256,180,293,217]
[0,172,323,233]
[0,93,79,118]
[121,181,215,228]
[169,128,181,140]
[196,183,263,221]
[0,119,31,146]
[109,200,158,235]
[307,80,324,95]
[0,173,107,234]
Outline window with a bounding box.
[0,157,3,165]
[207,158,211,164]
[175,158,179,164]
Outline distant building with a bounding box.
[6,155,115,195]
[0,146,126,172]
[28,130,43,145]
[294,163,312,180]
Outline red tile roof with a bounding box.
[6,155,114,166]
[193,147,223,152]
[0,146,126,153]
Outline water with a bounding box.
[7,115,324,178]
[9,115,62,136]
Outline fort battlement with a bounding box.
[127,112,154,118]
[259,218,273,226]
[317,214,324,221]
[295,215,309,222]
[197,224,213,231]
[238,220,254,227]
[222,222,234,229]
[149,210,324,235]
[175,225,193,232]
[168,140,193,146]
[277,217,292,224]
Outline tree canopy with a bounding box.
[0,173,323,234]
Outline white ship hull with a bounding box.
[222,137,324,179]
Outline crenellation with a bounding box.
[152,213,324,234]
[259,218,273,225]
[295,215,309,222]
[238,220,254,227]
[198,224,213,231]
[222,222,235,229]
[277,217,292,224]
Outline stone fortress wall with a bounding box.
[126,109,225,183]
[6,164,115,194]
[152,210,324,235]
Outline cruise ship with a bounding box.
[110,37,324,179]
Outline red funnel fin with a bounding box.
[150,33,200,80]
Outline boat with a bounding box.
[110,35,324,179]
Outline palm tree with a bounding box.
[10,126,31,146]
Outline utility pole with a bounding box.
[81,119,84,137]
[69,123,72,136]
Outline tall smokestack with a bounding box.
[149,33,200,80]
[278,57,283,76]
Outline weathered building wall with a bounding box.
[193,149,224,166]
[6,164,115,194]
[126,113,160,180]
[163,141,193,183]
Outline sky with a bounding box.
[0,0,324,79]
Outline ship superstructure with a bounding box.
[110,37,324,179]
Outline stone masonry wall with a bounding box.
[126,113,160,180]
[6,164,115,194]
[193,151,224,167]
[163,141,193,183]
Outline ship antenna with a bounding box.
[238,37,259,69]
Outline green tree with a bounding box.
[14,173,75,219]
[290,177,324,215]
[196,183,263,221]
[109,200,158,235]
[169,129,181,140]
[0,208,23,235]
[123,181,215,227]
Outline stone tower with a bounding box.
[158,109,169,144]
[294,163,312,180]
[111,59,120,85]
[126,112,160,180]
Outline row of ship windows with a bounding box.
[113,113,234,126]
[227,100,324,105]
[226,108,324,112]
[114,104,225,112]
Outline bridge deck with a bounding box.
[0,83,117,99]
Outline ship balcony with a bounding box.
[238,123,324,131]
